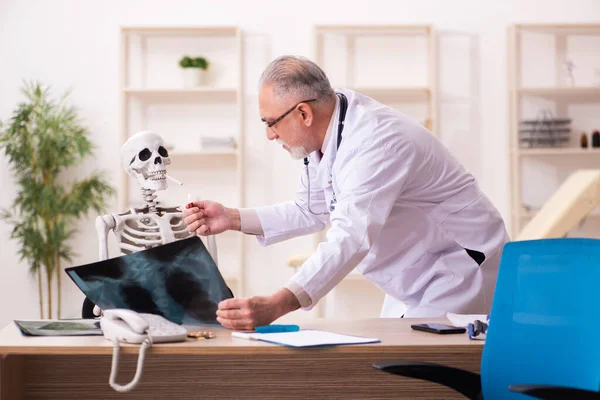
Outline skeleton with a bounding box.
[89,131,217,315]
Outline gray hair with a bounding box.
[258,55,335,102]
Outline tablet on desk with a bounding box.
[14,319,103,336]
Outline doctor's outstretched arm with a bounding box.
[183,155,328,239]
[251,155,330,244]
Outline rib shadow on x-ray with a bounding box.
[65,237,233,325]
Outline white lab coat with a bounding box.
[254,89,509,318]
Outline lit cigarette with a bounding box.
[166,175,183,186]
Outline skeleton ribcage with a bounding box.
[116,213,193,254]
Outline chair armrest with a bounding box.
[509,384,600,399]
[373,360,482,400]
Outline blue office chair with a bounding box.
[373,239,600,399]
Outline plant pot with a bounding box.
[182,68,206,87]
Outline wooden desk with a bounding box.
[0,318,483,399]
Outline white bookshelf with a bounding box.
[347,86,432,100]
[123,87,239,93]
[508,23,600,238]
[517,148,600,156]
[119,25,245,295]
[517,87,600,99]
[314,24,438,135]
[170,149,240,157]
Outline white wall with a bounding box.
[1,0,599,327]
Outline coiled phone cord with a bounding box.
[109,335,153,392]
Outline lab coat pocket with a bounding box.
[429,185,482,225]
[383,251,443,299]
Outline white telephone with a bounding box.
[100,309,187,392]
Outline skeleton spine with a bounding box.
[141,188,158,212]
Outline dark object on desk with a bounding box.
[373,238,600,399]
[411,323,466,335]
[581,132,588,148]
[67,237,233,325]
[14,319,103,336]
[468,319,488,340]
[593,130,600,148]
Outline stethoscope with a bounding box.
[303,92,348,216]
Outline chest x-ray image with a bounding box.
[66,237,233,325]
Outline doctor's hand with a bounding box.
[216,288,301,330]
[183,200,240,235]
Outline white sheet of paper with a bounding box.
[250,329,380,348]
[446,312,489,327]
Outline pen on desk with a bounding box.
[231,325,301,340]
[255,324,300,333]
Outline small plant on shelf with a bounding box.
[178,56,210,70]
[179,56,210,87]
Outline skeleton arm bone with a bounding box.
[96,215,116,261]
[93,214,116,317]
[187,194,218,265]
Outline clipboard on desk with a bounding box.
[232,329,380,348]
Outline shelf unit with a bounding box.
[517,86,600,99]
[508,23,600,238]
[170,150,240,157]
[345,86,432,101]
[314,24,438,135]
[119,25,245,295]
[123,87,238,103]
[521,209,600,220]
[517,148,600,156]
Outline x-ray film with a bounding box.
[65,237,233,325]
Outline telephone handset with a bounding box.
[101,309,187,343]
[101,309,188,392]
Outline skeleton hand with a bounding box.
[184,200,237,235]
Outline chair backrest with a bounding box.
[481,238,600,399]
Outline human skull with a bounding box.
[121,131,171,191]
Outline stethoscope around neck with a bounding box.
[303,92,348,216]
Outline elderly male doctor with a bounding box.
[183,55,509,330]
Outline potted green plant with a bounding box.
[0,82,115,319]
[179,55,210,87]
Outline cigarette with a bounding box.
[166,175,183,186]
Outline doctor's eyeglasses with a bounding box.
[263,99,316,128]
